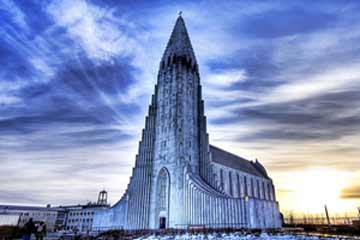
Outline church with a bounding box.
[92,15,281,230]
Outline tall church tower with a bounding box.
[149,15,207,228]
[92,15,282,231]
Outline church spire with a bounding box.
[161,15,197,64]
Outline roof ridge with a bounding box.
[210,144,249,161]
[210,145,269,179]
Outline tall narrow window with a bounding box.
[262,182,266,200]
[160,176,166,209]
[220,169,224,190]
[229,171,233,196]
[237,173,241,198]
[271,184,275,201]
[244,176,248,196]
[257,180,261,198]
[250,178,254,197]
[157,168,169,210]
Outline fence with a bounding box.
[284,214,359,225]
[174,223,247,229]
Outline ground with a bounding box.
[135,232,354,240]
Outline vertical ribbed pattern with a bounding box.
[167,170,282,229]
[107,88,157,230]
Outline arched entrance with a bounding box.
[156,168,170,229]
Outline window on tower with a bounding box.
[160,179,166,209]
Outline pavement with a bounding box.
[15,232,76,240]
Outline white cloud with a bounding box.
[204,69,247,87]
[201,20,360,117]
[0,79,28,105]
[46,0,138,61]
[260,63,360,104]
[257,22,360,105]
[0,0,28,31]
[30,57,55,79]
[0,95,21,105]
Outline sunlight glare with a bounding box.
[284,168,351,214]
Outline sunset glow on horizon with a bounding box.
[276,168,358,215]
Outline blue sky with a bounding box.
[1,0,360,214]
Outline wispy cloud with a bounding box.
[341,184,360,199]
[46,0,137,61]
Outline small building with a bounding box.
[0,213,20,226]
[0,190,109,232]
[0,205,62,231]
[58,190,110,232]
[60,202,109,232]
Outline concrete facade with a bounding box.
[92,16,281,230]
[62,203,109,232]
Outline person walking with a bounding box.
[22,218,35,240]
[35,221,47,240]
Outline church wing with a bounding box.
[209,145,269,179]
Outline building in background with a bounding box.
[60,203,108,232]
[0,190,109,232]
[60,192,109,232]
[0,205,62,231]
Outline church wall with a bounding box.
[182,172,281,229]
[92,197,127,230]
[247,197,281,229]
[211,162,275,202]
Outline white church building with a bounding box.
[93,15,282,230]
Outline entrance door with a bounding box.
[159,217,166,229]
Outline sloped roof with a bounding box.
[210,145,269,179]
[0,205,59,211]
[161,15,196,63]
